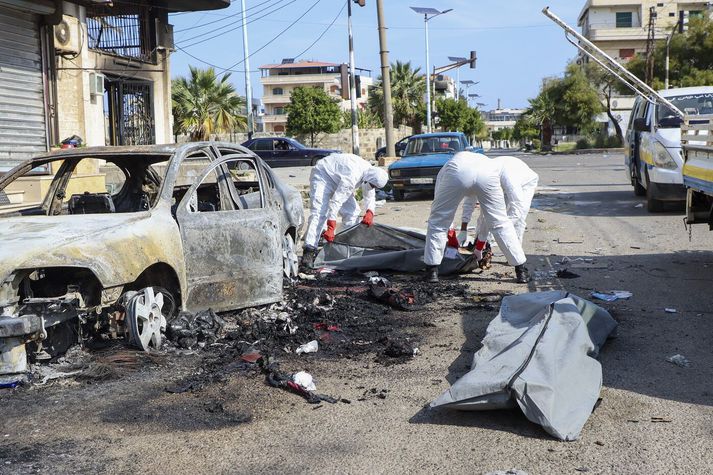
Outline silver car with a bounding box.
[0,143,303,380]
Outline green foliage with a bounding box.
[286,87,342,146]
[435,98,469,131]
[492,128,514,141]
[624,16,713,89]
[368,60,426,131]
[466,108,487,140]
[523,63,602,149]
[341,109,384,129]
[512,117,539,142]
[575,138,591,149]
[172,66,246,141]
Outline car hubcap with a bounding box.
[283,234,299,278]
[126,287,166,351]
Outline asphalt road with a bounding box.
[2,152,713,474]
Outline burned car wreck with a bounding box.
[0,143,303,382]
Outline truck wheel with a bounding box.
[633,163,646,196]
[645,170,664,212]
[393,189,405,201]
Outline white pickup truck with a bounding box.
[682,115,713,227]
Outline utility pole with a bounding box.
[240,0,253,139]
[645,6,657,86]
[347,0,360,156]
[376,0,395,158]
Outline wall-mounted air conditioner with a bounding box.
[54,17,81,55]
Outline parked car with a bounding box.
[0,143,303,378]
[375,136,411,159]
[242,137,339,167]
[388,132,484,201]
[625,86,713,212]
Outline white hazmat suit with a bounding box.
[303,153,389,250]
[462,155,539,244]
[424,152,527,267]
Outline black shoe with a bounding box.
[425,266,439,283]
[515,264,531,284]
[300,248,317,269]
[478,243,493,270]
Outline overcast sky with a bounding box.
[169,0,585,110]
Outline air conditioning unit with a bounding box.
[54,17,81,55]
[89,73,105,97]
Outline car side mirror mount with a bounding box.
[633,117,649,132]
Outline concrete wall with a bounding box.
[178,125,414,159]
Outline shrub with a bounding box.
[575,138,591,149]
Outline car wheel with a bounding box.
[283,233,299,279]
[393,189,405,201]
[125,287,169,352]
[645,169,664,212]
[376,151,385,160]
[632,162,645,196]
[310,156,324,166]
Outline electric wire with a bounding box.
[216,0,322,74]
[291,1,345,59]
[177,0,297,48]
[175,0,277,33]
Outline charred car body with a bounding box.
[0,143,303,381]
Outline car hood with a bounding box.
[0,213,168,288]
[389,153,454,170]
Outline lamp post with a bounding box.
[448,56,467,100]
[461,80,478,104]
[410,6,452,133]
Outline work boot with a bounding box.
[515,264,531,284]
[300,248,317,270]
[425,266,439,283]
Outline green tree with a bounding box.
[584,62,624,144]
[625,16,713,89]
[172,66,246,141]
[462,107,486,141]
[524,64,602,150]
[368,60,426,131]
[286,87,342,146]
[435,98,469,131]
[341,109,383,129]
[512,116,539,142]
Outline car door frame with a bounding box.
[175,153,283,313]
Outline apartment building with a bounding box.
[259,60,372,134]
[578,0,712,60]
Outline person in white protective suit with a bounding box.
[424,151,531,284]
[301,153,389,268]
[458,155,539,250]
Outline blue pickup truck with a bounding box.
[388,132,483,201]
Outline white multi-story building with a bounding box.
[578,0,712,61]
[258,60,372,134]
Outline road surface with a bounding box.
[2,152,712,474]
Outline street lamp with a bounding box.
[461,79,478,102]
[448,56,467,100]
[410,6,453,133]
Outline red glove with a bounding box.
[361,209,374,226]
[322,219,337,242]
[446,229,460,248]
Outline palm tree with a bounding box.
[172,66,247,141]
[368,61,426,131]
[526,92,556,150]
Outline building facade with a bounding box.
[0,0,228,173]
[578,0,712,61]
[259,60,372,134]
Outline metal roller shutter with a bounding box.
[0,6,48,172]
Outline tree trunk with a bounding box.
[541,119,553,151]
[605,88,624,145]
[310,132,315,147]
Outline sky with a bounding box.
[168,0,586,110]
